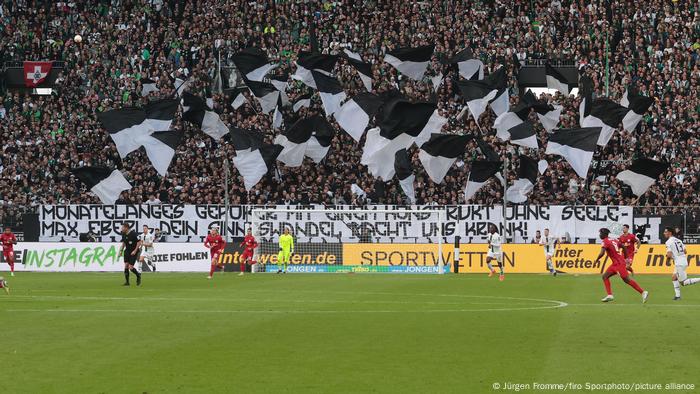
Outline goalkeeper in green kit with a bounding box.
[277,228,294,274]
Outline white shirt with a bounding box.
[540,235,557,254]
[665,236,687,266]
[139,232,155,253]
[487,233,502,253]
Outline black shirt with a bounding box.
[122,230,138,254]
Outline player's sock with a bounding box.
[626,279,644,294]
[124,268,130,284]
[486,262,494,272]
[240,262,246,272]
[682,278,700,286]
[673,280,681,297]
[209,264,216,277]
[603,277,612,295]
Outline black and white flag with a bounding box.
[312,71,346,117]
[232,144,283,191]
[232,48,277,82]
[418,134,471,184]
[620,88,654,132]
[230,88,248,110]
[71,167,132,205]
[98,99,178,158]
[516,91,563,131]
[362,99,446,180]
[464,161,502,202]
[141,77,158,97]
[343,49,372,91]
[173,77,189,97]
[545,64,572,95]
[505,155,539,203]
[292,92,313,112]
[394,149,416,204]
[494,112,538,149]
[616,158,669,197]
[274,115,335,167]
[334,92,383,142]
[446,48,484,80]
[229,127,265,151]
[245,80,280,114]
[137,130,184,176]
[457,67,508,122]
[581,98,628,146]
[545,127,601,178]
[384,45,434,80]
[578,75,594,125]
[269,73,289,92]
[181,92,228,140]
[293,52,338,89]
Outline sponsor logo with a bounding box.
[343,244,454,266]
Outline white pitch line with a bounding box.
[565,303,700,308]
[2,304,565,314]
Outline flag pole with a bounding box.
[605,29,610,96]
[223,158,230,243]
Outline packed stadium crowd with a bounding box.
[0,0,698,226]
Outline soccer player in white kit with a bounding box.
[540,228,558,276]
[138,225,156,273]
[486,224,504,281]
[665,227,699,300]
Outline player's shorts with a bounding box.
[124,252,137,265]
[0,279,6,288]
[278,250,291,263]
[241,249,254,262]
[2,250,14,261]
[487,251,503,261]
[210,250,222,265]
[674,265,688,282]
[605,263,630,279]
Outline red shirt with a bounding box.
[617,233,638,258]
[205,234,226,253]
[0,232,16,252]
[601,238,626,266]
[241,234,258,252]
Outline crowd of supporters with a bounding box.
[0,0,698,226]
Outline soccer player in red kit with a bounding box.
[205,225,226,279]
[239,228,258,276]
[596,228,648,303]
[617,224,640,275]
[1,227,17,276]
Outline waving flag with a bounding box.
[98,99,178,158]
[418,134,471,184]
[394,149,416,204]
[71,167,132,205]
[617,158,669,196]
[334,92,383,141]
[384,45,434,80]
[545,127,601,178]
[23,61,52,87]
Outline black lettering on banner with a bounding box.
[508,205,549,221]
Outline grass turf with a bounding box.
[1,272,699,394]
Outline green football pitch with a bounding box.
[2,273,698,394]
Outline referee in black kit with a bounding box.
[118,223,141,286]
